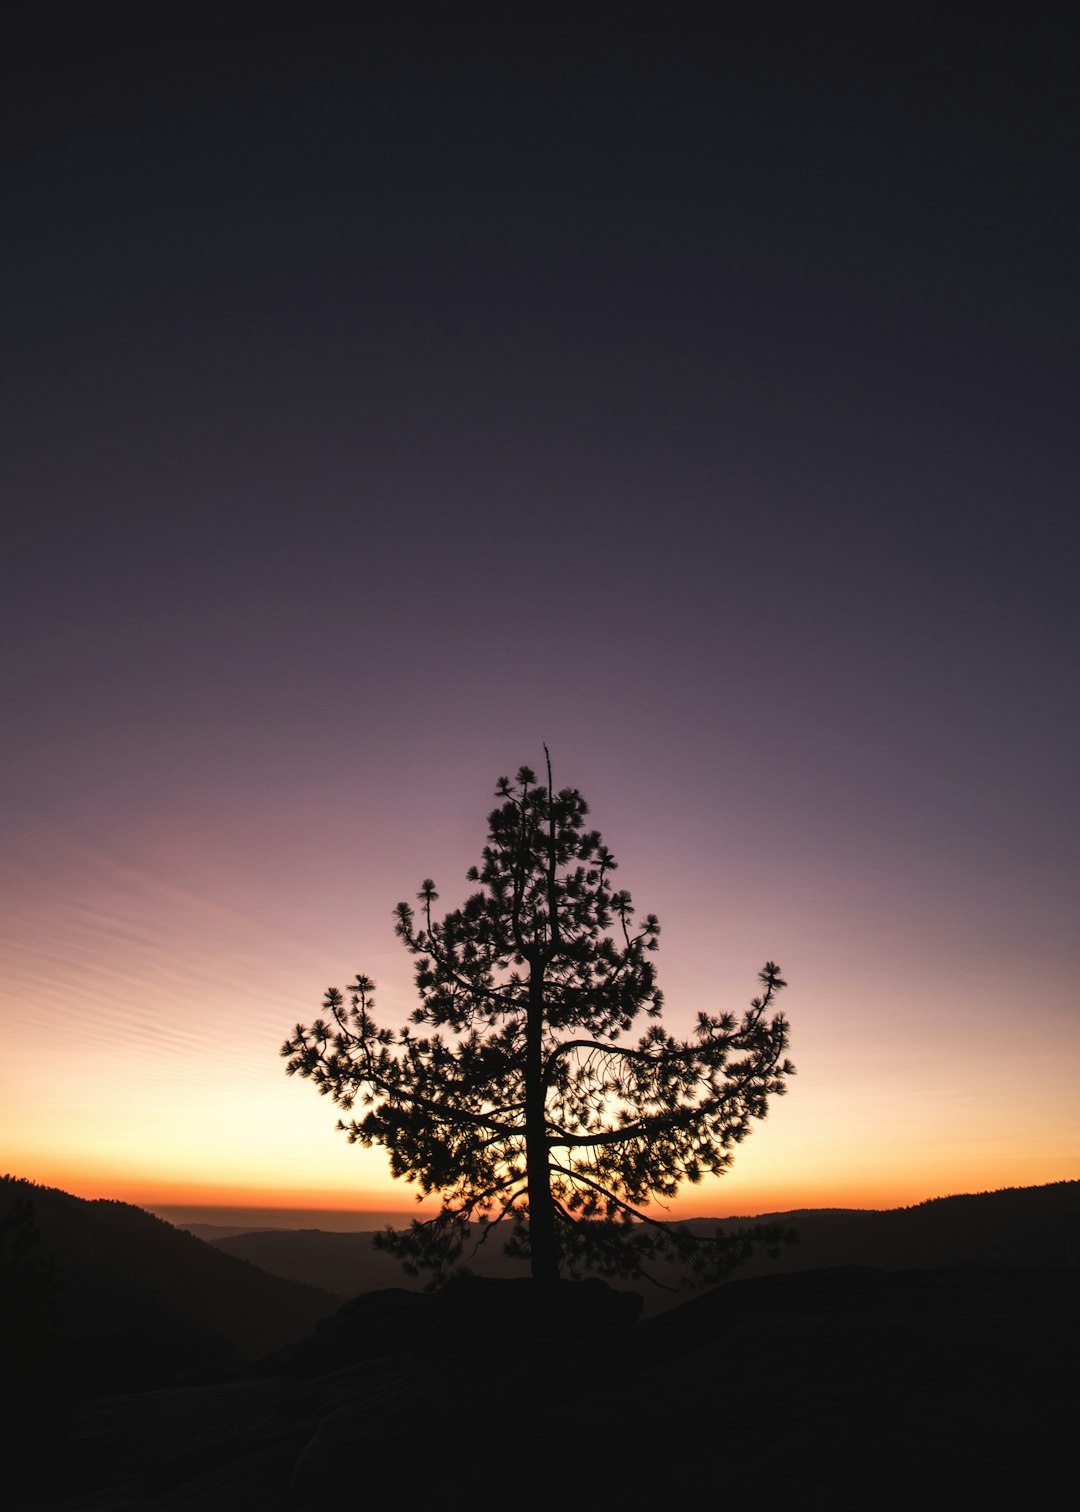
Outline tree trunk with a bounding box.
[525,970,558,1285]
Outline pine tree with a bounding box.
[282,754,793,1286]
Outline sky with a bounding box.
[2,8,1077,1224]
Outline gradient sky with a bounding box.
[3,10,1077,1221]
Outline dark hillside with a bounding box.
[8,1179,1075,1508]
[693,1179,1080,1276]
[0,1177,341,1397]
[15,1266,1078,1510]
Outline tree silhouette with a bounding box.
[282,754,794,1286]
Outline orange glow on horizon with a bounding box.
[11,1152,1076,1225]
[3,823,1077,1239]
[5,1158,431,1217]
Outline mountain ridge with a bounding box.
[0,1174,342,1397]
[195,1178,1079,1303]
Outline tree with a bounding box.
[282,754,794,1286]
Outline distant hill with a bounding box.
[210,1225,443,1295]
[0,1176,342,1399]
[158,1206,422,1237]
[206,1216,550,1299]
[693,1179,1080,1275]
[201,1180,1079,1302]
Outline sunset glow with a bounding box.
[3,12,1076,1234]
[3,790,1075,1221]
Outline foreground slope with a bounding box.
[0,1176,341,1395]
[16,1266,1078,1511]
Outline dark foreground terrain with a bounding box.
[8,1265,1079,1511]
[0,1177,339,1397]
[4,1179,1077,1509]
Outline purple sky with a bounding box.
[2,10,1077,1214]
